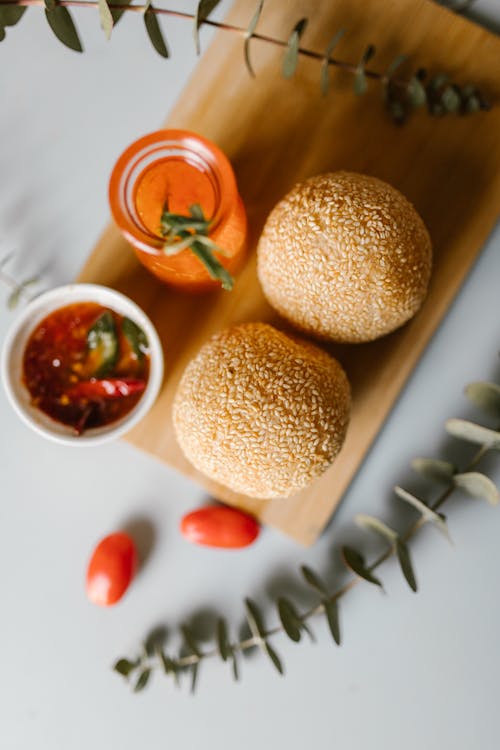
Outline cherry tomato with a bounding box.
[86,532,137,606]
[180,506,260,549]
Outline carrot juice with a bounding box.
[109,130,247,292]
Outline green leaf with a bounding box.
[454,472,499,505]
[465,382,500,420]
[113,658,138,677]
[144,5,169,58]
[465,95,480,113]
[193,0,221,55]
[441,85,461,113]
[216,618,232,661]
[109,0,133,24]
[264,641,284,675]
[87,310,119,377]
[277,597,302,642]
[411,457,456,484]
[0,27,6,42]
[231,653,239,681]
[355,514,397,544]
[394,487,452,543]
[407,75,427,108]
[243,0,264,77]
[181,625,202,658]
[282,17,307,79]
[341,546,383,587]
[45,7,83,52]
[445,418,500,449]
[244,598,266,639]
[0,6,27,26]
[158,650,179,686]
[323,599,341,644]
[396,540,418,592]
[190,663,199,693]
[134,668,151,692]
[320,28,345,96]
[429,73,449,91]
[98,0,113,40]
[122,317,149,359]
[300,565,329,596]
[353,44,375,96]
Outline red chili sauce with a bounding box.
[22,302,150,434]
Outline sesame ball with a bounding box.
[173,323,351,499]
[257,172,432,343]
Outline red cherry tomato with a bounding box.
[180,506,260,549]
[86,532,137,606]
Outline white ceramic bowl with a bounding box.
[1,283,164,446]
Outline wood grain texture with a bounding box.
[78,0,500,545]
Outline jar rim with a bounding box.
[109,129,238,256]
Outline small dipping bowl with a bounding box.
[1,283,164,446]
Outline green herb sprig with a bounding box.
[0,0,490,124]
[160,203,234,291]
[114,374,500,693]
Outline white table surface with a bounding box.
[1,2,500,748]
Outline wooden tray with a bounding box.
[79,0,500,545]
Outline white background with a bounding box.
[1,2,500,748]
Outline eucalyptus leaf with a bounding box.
[0,6,27,26]
[282,17,307,79]
[320,28,345,96]
[243,0,264,77]
[216,618,232,661]
[300,565,329,596]
[355,514,397,544]
[244,598,266,639]
[264,641,284,675]
[277,597,302,642]
[190,663,199,693]
[341,546,383,587]
[193,0,221,55]
[109,0,133,24]
[411,457,455,483]
[232,653,239,681]
[396,540,418,592]
[181,625,202,658]
[385,53,407,78]
[407,75,427,108]
[465,382,500,420]
[354,44,375,96]
[113,657,138,677]
[158,649,178,682]
[45,7,83,52]
[465,95,480,113]
[323,599,341,645]
[445,418,500,449]
[144,6,169,58]
[134,668,151,692]
[98,0,113,40]
[454,472,500,505]
[441,85,461,113]
[0,27,4,42]
[394,487,451,543]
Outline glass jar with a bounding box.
[109,129,247,292]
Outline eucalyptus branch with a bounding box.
[0,0,491,123]
[115,377,500,692]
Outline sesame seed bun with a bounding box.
[257,172,432,343]
[173,323,351,499]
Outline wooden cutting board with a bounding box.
[79,0,500,545]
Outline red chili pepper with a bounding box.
[67,378,146,400]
